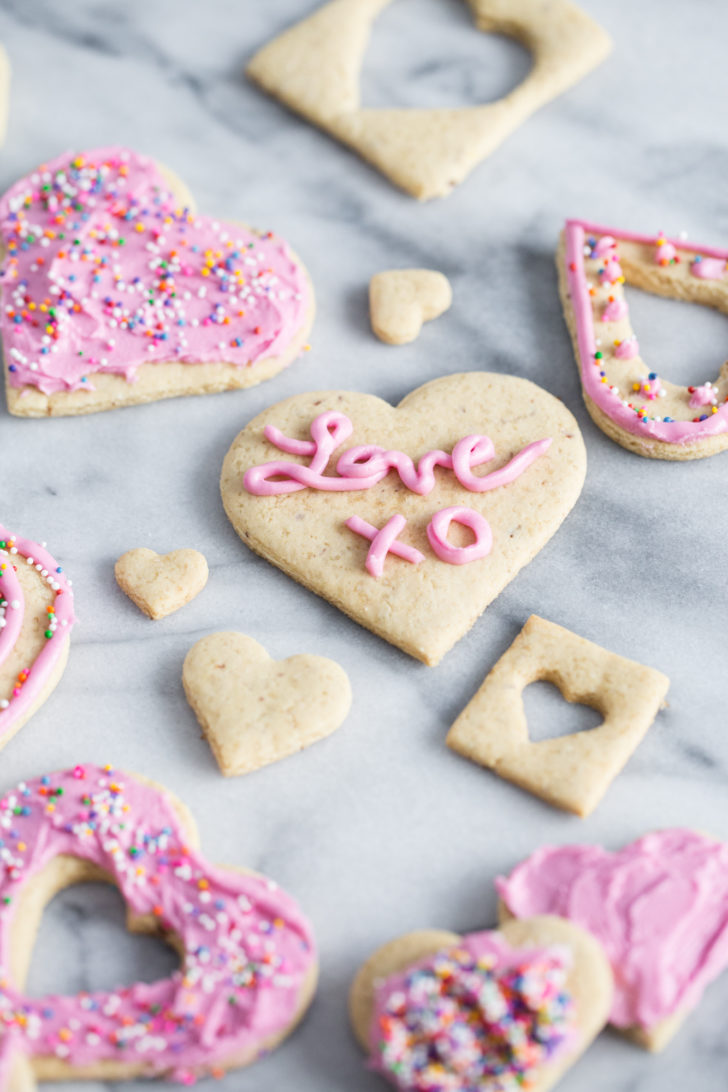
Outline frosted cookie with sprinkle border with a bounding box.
[0,147,314,417]
[559,219,728,459]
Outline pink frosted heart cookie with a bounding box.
[0,147,314,417]
[497,829,728,1050]
[0,525,75,751]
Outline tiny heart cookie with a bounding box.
[497,829,728,1051]
[182,632,351,776]
[221,373,586,665]
[369,269,451,345]
[0,525,75,752]
[0,147,314,417]
[115,548,208,620]
[350,915,612,1091]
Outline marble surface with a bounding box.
[1,1,728,1089]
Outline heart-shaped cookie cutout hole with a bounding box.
[0,527,75,753]
[182,632,351,776]
[350,915,612,1091]
[560,219,728,459]
[247,0,611,199]
[221,373,586,666]
[497,829,728,1052]
[115,548,208,620]
[0,147,314,417]
[369,269,451,344]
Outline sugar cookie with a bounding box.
[350,916,612,1091]
[497,829,728,1051]
[559,219,728,459]
[0,526,75,752]
[182,631,351,776]
[369,269,451,344]
[447,615,669,816]
[221,373,586,665]
[115,548,208,620]
[0,764,317,1085]
[0,148,314,417]
[247,0,611,201]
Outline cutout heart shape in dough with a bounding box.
[247,0,611,200]
[497,829,728,1052]
[0,147,314,417]
[221,373,586,665]
[369,269,451,345]
[0,525,75,752]
[350,915,612,1091]
[182,632,352,776]
[115,547,208,620]
[559,219,728,459]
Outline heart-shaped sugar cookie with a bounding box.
[182,632,351,776]
[350,916,612,1091]
[497,829,728,1052]
[0,526,75,753]
[0,147,314,417]
[221,373,586,665]
[369,269,451,345]
[115,547,208,620]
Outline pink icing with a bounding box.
[564,220,728,443]
[497,830,728,1031]
[654,237,677,265]
[426,506,492,565]
[591,235,616,257]
[243,412,551,497]
[691,256,727,280]
[600,298,628,322]
[0,148,310,395]
[0,764,315,1082]
[0,527,75,737]
[345,514,425,578]
[614,337,639,360]
[598,257,623,284]
[689,382,717,408]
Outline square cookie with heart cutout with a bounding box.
[221,373,586,665]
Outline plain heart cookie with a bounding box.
[0,525,75,753]
[115,548,208,620]
[182,632,352,776]
[220,373,586,666]
[559,219,728,459]
[497,829,728,1052]
[369,269,451,345]
[0,147,314,417]
[350,915,612,1091]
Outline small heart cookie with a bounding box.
[369,269,451,345]
[115,548,208,620]
[182,632,351,776]
[350,916,612,1092]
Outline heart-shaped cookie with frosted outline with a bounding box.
[350,915,612,1091]
[115,547,208,620]
[221,373,586,666]
[369,269,451,344]
[182,631,352,775]
[0,147,314,417]
[559,219,728,459]
[247,0,611,200]
[0,525,75,753]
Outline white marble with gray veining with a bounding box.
[0,1,727,1089]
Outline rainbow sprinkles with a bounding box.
[560,219,728,459]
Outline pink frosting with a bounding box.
[243,411,551,497]
[598,257,623,284]
[654,237,677,265]
[689,382,717,408]
[600,298,628,322]
[591,235,616,258]
[564,220,728,443]
[0,148,310,395]
[614,337,639,360]
[0,764,315,1082]
[691,256,726,280]
[345,514,425,578]
[0,527,75,738]
[497,830,728,1030]
[426,506,492,565]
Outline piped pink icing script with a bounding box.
[0,148,310,395]
[496,829,728,1031]
[0,526,75,737]
[0,764,315,1082]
